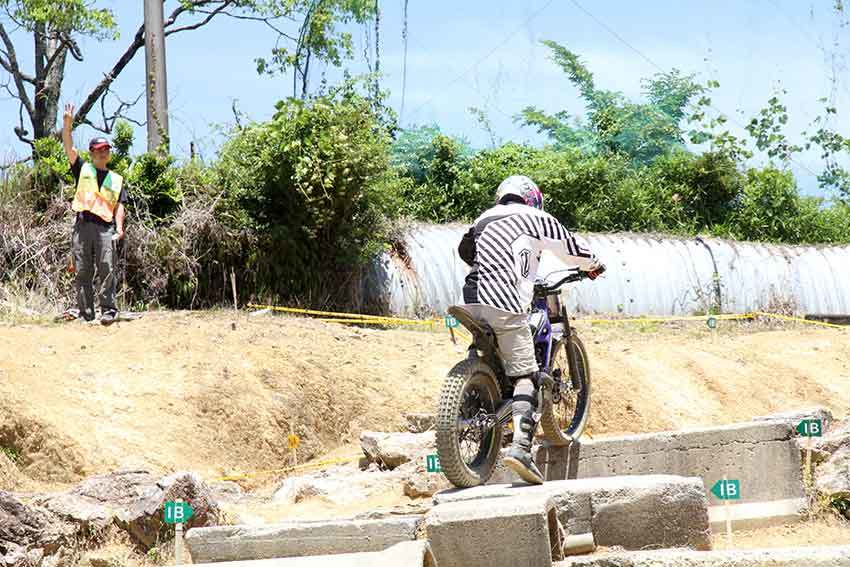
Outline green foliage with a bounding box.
[216,82,400,300]
[254,0,375,77]
[728,167,803,242]
[745,92,801,163]
[687,81,753,163]
[519,40,704,164]
[647,150,743,227]
[0,0,118,39]
[28,136,72,208]
[107,119,134,178]
[128,152,181,220]
[1,446,20,464]
[391,125,471,185]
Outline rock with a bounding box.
[35,469,222,550]
[0,452,24,492]
[753,406,834,430]
[0,490,76,566]
[273,466,400,506]
[359,431,435,469]
[405,413,436,433]
[815,446,850,519]
[815,418,850,456]
[209,481,243,504]
[400,462,451,499]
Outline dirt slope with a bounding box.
[1,311,849,491]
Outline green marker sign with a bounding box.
[710,479,740,500]
[444,316,459,329]
[706,317,718,329]
[426,454,442,473]
[796,419,823,437]
[164,501,194,524]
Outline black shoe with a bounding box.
[100,310,117,325]
[503,445,544,485]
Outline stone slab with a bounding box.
[425,494,561,567]
[433,475,710,551]
[185,516,421,563]
[190,541,436,567]
[536,421,805,528]
[557,545,850,566]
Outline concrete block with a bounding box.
[425,495,563,567]
[185,516,421,563]
[752,406,834,431]
[433,475,711,551]
[190,540,437,566]
[557,545,850,566]
[537,421,805,529]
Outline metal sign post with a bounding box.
[796,419,823,487]
[164,499,194,565]
[710,478,740,547]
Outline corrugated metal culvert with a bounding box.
[362,223,850,317]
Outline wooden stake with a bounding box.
[805,434,813,488]
[290,422,298,466]
[230,267,238,330]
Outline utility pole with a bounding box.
[143,0,169,152]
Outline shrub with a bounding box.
[215,83,401,303]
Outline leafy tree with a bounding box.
[0,0,377,153]
[518,40,704,164]
[216,80,401,300]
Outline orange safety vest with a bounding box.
[71,162,123,223]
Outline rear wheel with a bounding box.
[436,358,503,487]
[540,332,591,445]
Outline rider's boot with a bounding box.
[503,375,545,485]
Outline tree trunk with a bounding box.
[30,27,67,142]
[43,34,67,139]
[32,25,47,140]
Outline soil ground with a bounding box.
[1,310,848,562]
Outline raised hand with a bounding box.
[63,103,74,128]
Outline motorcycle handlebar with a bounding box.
[535,264,605,295]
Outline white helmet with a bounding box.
[494,175,544,210]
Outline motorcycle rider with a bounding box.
[458,175,603,484]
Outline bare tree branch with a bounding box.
[14,101,33,146]
[0,22,35,117]
[72,24,145,130]
[165,2,232,36]
[73,1,238,131]
[193,8,299,40]
[60,33,84,62]
[82,87,145,133]
[0,155,32,171]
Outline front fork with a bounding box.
[557,305,582,392]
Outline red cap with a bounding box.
[89,137,111,151]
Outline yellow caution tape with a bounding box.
[213,453,362,482]
[248,303,847,334]
[315,317,437,327]
[575,313,754,325]
[247,303,438,327]
[752,311,848,330]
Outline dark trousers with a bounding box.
[72,218,117,320]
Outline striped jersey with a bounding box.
[458,203,598,314]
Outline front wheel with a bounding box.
[436,358,503,488]
[540,332,591,446]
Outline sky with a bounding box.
[1,0,849,196]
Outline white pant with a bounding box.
[460,303,538,377]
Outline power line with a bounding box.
[569,0,822,180]
[405,0,556,123]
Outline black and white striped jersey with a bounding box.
[458,203,598,314]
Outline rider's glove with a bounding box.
[586,263,606,280]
